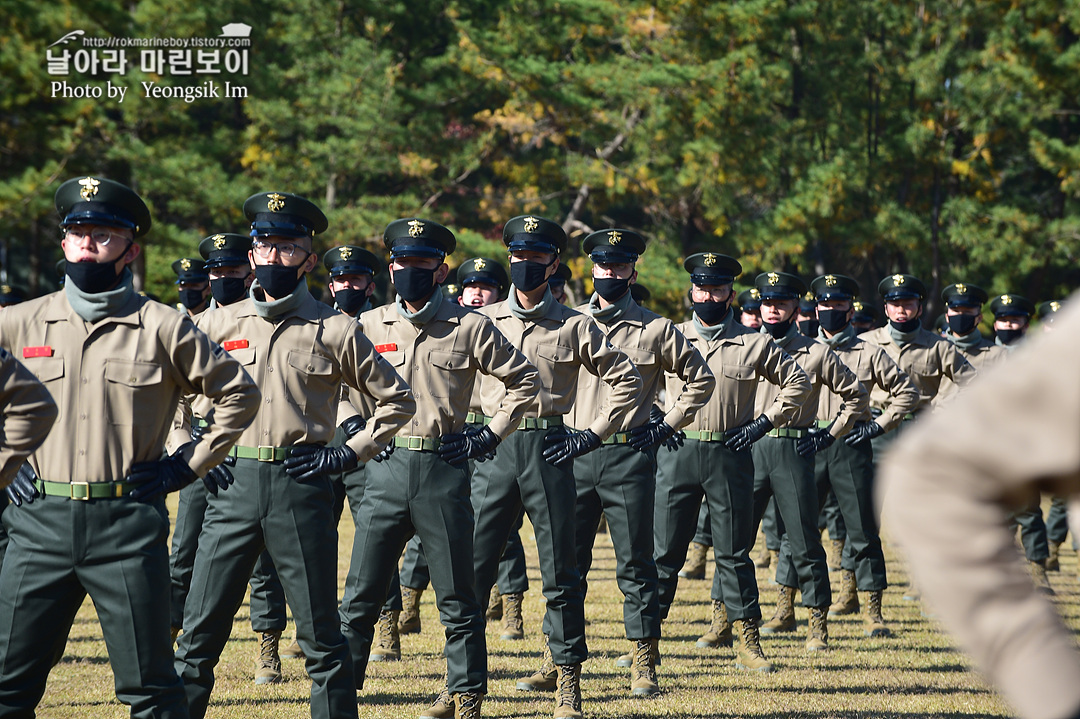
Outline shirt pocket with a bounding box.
[721,363,757,406]
[28,356,65,419]
[534,342,576,391]
[427,349,470,399]
[103,359,163,426]
[285,351,337,411]
[229,346,256,366]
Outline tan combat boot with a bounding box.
[280,633,305,660]
[806,607,828,651]
[629,638,660,697]
[500,592,525,640]
[453,691,483,719]
[733,618,773,672]
[486,587,503,621]
[862,590,890,637]
[400,585,424,634]
[369,609,401,662]
[617,639,662,668]
[828,569,859,616]
[1047,541,1062,572]
[760,585,796,634]
[755,543,772,569]
[827,538,845,572]
[696,599,733,648]
[254,630,283,684]
[1031,560,1054,594]
[516,640,557,691]
[420,683,454,719]
[679,542,708,579]
[553,663,584,718]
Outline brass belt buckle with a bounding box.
[70,481,90,500]
[257,445,275,462]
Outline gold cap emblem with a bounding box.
[473,258,487,270]
[1051,301,1061,312]
[804,291,815,301]
[749,288,760,300]
[825,275,837,287]
[266,193,286,212]
[703,253,717,267]
[853,301,864,311]
[607,230,622,245]
[338,246,353,260]
[78,177,100,200]
[1001,294,1012,305]
[892,274,905,285]
[522,216,539,233]
[212,234,226,249]
[180,258,192,271]
[407,219,424,238]
[1,285,11,294]
[955,283,967,295]
[767,272,780,285]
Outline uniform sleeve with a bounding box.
[819,348,869,438]
[0,349,57,488]
[870,348,919,433]
[337,327,416,462]
[167,316,261,478]
[577,320,643,439]
[473,319,541,440]
[879,302,1080,719]
[942,343,977,387]
[756,343,811,427]
[660,324,715,430]
[164,395,194,456]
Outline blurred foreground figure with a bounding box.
[880,294,1080,719]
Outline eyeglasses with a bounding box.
[63,225,130,247]
[251,239,309,260]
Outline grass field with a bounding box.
[38,493,1068,718]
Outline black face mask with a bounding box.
[66,258,123,294]
[889,317,921,333]
[818,308,849,334]
[693,299,730,326]
[947,313,978,336]
[392,266,437,303]
[764,318,794,338]
[334,287,368,315]
[210,277,249,306]
[178,289,207,311]
[797,319,819,337]
[997,327,1024,345]
[593,277,631,302]
[511,260,553,293]
[254,263,304,299]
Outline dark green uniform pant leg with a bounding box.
[573,443,661,639]
[752,436,831,607]
[248,550,287,633]
[0,495,186,719]
[471,429,586,665]
[340,459,401,613]
[1047,495,1070,546]
[819,488,846,542]
[692,500,711,546]
[169,481,208,630]
[175,459,356,719]
[761,496,781,550]
[0,495,7,572]
[1012,499,1050,562]
[340,450,485,695]
[655,440,760,621]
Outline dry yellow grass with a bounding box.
[36,493,1070,718]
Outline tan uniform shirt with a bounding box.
[668,319,810,433]
[0,291,260,482]
[477,297,642,439]
[754,330,868,437]
[880,297,1080,719]
[860,325,976,413]
[197,292,414,462]
[817,329,920,433]
[938,334,1007,401]
[0,347,58,487]
[566,299,714,432]
[360,298,540,440]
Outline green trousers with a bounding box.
[0,493,187,718]
[573,442,661,639]
[173,458,356,719]
[339,449,485,695]
[471,428,587,665]
[776,439,886,591]
[654,439,761,621]
[751,435,831,608]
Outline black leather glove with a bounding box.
[5,464,39,507]
[340,415,366,439]
[845,420,885,447]
[724,415,773,452]
[663,429,685,452]
[372,443,395,462]
[649,405,665,424]
[439,426,500,466]
[796,428,836,458]
[202,464,234,495]
[542,428,602,468]
[190,421,207,442]
[283,444,358,481]
[128,456,199,501]
[628,419,677,452]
